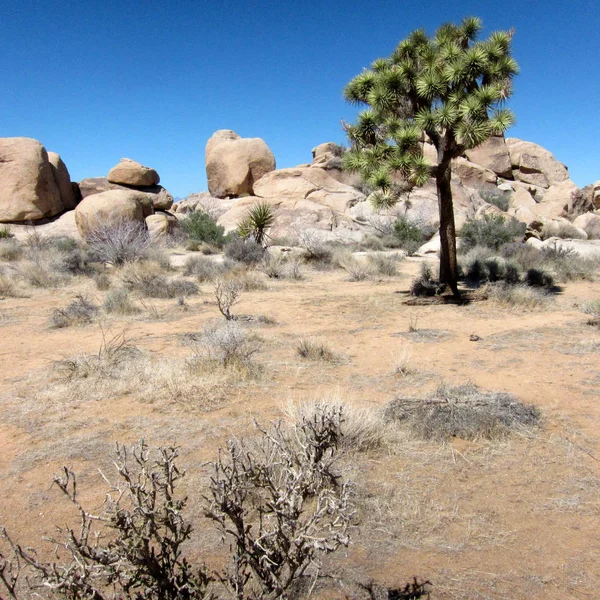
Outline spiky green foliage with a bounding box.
[343,17,518,294]
[237,202,275,246]
[344,17,517,198]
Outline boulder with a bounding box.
[542,217,587,240]
[78,177,173,211]
[573,213,600,239]
[594,181,600,209]
[0,137,63,222]
[509,187,536,211]
[537,238,600,260]
[530,180,580,219]
[452,157,498,189]
[505,138,569,188]
[47,152,77,210]
[74,189,147,238]
[205,130,276,198]
[172,192,237,220]
[475,203,505,219]
[465,135,512,178]
[253,166,364,213]
[9,210,82,242]
[310,142,362,187]
[146,211,178,241]
[107,158,160,186]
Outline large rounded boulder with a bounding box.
[205,130,276,198]
[47,151,78,210]
[505,138,569,188]
[107,158,160,187]
[0,137,64,222]
[74,189,148,238]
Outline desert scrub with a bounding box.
[479,188,511,212]
[460,214,525,252]
[410,263,440,297]
[260,254,304,280]
[50,295,99,328]
[295,338,338,362]
[184,255,231,281]
[483,282,550,310]
[368,253,400,276]
[85,220,151,265]
[103,288,141,315]
[385,383,540,440]
[120,261,199,298]
[224,236,265,265]
[340,255,375,281]
[0,239,23,262]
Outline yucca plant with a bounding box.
[237,201,275,246]
[343,17,519,296]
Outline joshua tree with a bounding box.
[343,17,519,296]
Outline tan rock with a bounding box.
[74,189,147,238]
[465,135,512,177]
[505,138,569,188]
[452,157,497,189]
[542,217,587,240]
[531,180,580,219]
[79,177,172,211]
[146,211,178,241]
[0,137,63,222]
[47,152,77,210]
[107,158,160,186]
[573,213,600,239]
[475,203,505,219]
[253,166,364,213]
[205,130,276,198]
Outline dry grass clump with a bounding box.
[295,338,338,362]
[94,272,111,290]
[340,256,375,281]
[284,398,387,452]
[0,239,24,262]
[103,288,141,315]
[384,383,541,441]
[260,254,304,280]
[483,282,550,310]
[0,273,19,297]
[120,262,199,298]
[85,219,151,265]
[184,255,232,281]
[50,294,99,328]
[581,298,600,327]
[367,253,400,276]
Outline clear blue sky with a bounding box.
[3,0,599,197]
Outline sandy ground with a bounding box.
[0,256,599,599]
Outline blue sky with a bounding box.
[3,0,599,197]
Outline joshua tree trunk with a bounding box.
[435,156,460,297]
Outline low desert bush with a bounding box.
[483,282,550,310]
[293,229,335,266]
[180,210,228,246]
[224,237,265,265]
[19,261,71,288]
[120,262,199,298]
[0,274,18,297]
[296,338,337,362]
[0,225,14,239]
[103,288,141,315]
[191,320,260,370]
[260,254,304,280]
[94,272,111,290]
[184,255,231,281]
[525,267,554,288]
[582,298,600,318]
[460,214,525,252]
[368,253,400,276]
[214,277,244,320]
[384,383,541,440]
[85,220,151,265]
[0,239,23,262]
[410,263,440,297]
[50,294,98,328]
[340,256,375,281]
[541,220,585,241]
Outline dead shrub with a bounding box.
[184,255,231,281]
[85,219,151,265]
[0,274,18,297]
[484,282,550,310]
[260,254,304,280]
[384,383,541,440]
[214,277,243,320]
[0,240,24,262]
[340,256,375,281]
[50,295,98,328]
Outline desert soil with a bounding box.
[0,255,599,599]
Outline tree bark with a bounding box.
[436,155,460,297]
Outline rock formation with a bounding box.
[205,130,275,198]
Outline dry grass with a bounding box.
[340,256,376,281]
[103,288,141,315]
[385,383,541,441]
[295,337,338,362]
[284,397,388,452]
[50,295,99,328]
[184,255,232,281]
[483,282,550,310]
[120,261,199,298]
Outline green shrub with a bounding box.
[0,225,14,239]
[392,216,424,255]
[180,211,228,247]
[237,202,274,246]
[460,214,525,252]
[480,189,510,212]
